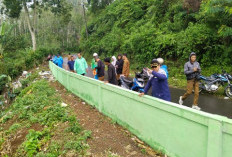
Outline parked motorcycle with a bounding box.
[119,68,148,93]
[199,74,222,93]
[221,72,232,98]
[199,71,232,98]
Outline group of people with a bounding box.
[50,54,64,68]
[52,52,201,111]
[64,52,130,85]
[140,52,201,111]
[91,53,130,84]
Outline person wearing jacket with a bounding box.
[115,54,124,81]
[179,52,201,110]
[122,53,130,77]
[157,58,169,79]
[57,54,63,68]
[74,53,88,75]
[52,55,58,65]
[139,59,171,101]
[104,57,117,85]
[95,56,105,81]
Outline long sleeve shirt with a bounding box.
[122,58,130,77]
[107,64,117,85]
[74,57,88,75]
[144,69,171,101]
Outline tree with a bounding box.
[3,0,73,51]
[89,0,114,13]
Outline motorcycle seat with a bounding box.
[137,78,144,82]
[205,77,216,81]
[121,77,133,85]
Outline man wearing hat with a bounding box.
[91,53,98,79]
[139,59,171,101]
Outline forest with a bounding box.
[0,0,232,156]
[0,0,231,85]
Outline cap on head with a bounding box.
[123,53,127,57]
[157,58,164,64]
[93,53,98,57]
[151,59,160,67]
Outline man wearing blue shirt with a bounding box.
[139,59,171,101]
[68,56,75,72]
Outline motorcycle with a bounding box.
[221,72,232,98]
[199,74,222,93]
[199,71,232,98]
[119,68,148,93]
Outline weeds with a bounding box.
[0,80,91,156]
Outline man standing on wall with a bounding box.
[95,55,105,81]
[104,57,117,85]
[122,53,130,78]
[179,52,201,110]
[74,52,88,76]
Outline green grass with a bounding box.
[0,79,91,156]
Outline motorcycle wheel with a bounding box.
[225,85,232,99]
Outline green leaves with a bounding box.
[23,129,51,157]
[3,0,22,18]
[218,25,232,37]
[1,75,90,156]
[80,0,232,66]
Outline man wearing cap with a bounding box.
[91,53,98,79]
[104,57,117,85]
[157,58,169,79]
[139,59,171,101]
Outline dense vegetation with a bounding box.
[0,0,85,92]
[0,0,231,155]
[0,78,91,156]
[81,0,232,69]
[1,0,232,89]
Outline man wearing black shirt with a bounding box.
[104,57,117,85]
[115,54,124,80]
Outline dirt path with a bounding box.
[50,81,162,157]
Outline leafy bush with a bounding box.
[80,0,232,68]
[0,48,59,79]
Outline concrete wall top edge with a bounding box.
[50,62,232,126]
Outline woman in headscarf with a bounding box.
[111,56,117,67]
